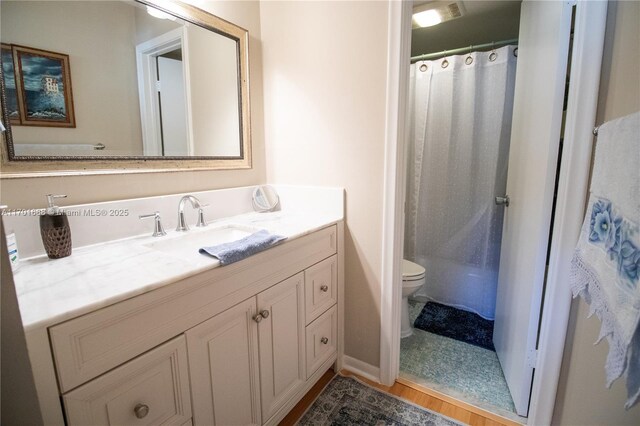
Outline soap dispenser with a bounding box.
[40,194,72,259]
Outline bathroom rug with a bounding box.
[413,302,495,351]
[297,374,463,425]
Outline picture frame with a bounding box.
[1,43,21,125]
[12,45,75,127]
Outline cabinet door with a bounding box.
[257,273,306,422]
[186,298,261,426]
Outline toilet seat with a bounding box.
[402,259,425,281]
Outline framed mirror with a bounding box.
[0,0,251,177]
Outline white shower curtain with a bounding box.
[405,45,517,320]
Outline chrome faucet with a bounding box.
[176,195,208,231]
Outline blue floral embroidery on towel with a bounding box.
[589,200,622,249]
[589,198,639,288]
[620,240,640,283]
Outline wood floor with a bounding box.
[279,369,515,426]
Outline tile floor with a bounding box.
[400,299,527,423]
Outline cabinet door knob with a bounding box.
[260,309,270,319]
[320,337,329,344]
[134,403,150,419]
[320,285,329,292]
[253,313,263,323]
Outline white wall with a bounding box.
[0,0,265,210]
[260,0,389,367]
[188,25,240,156]
[1,1,144,155]
[552,1,640,424]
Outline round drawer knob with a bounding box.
[320,285,329,292]
[321,337,329,345]
[253,313,263,323]
[260,309,270,319]
[134,403,150,419]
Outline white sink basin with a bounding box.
[143,224,260,261]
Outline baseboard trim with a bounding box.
[342,355,380,383]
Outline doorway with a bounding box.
[156,50,189,155]
[380,1,607,424]
[401,1,525,421]
[136,27,193,156]
[380,0,606,424]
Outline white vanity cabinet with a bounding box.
[35,223,343,426]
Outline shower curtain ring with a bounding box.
[465,45,474,65]
[489,42,497,62]
[441,50,449,68]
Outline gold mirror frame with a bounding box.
[0,0,251,178]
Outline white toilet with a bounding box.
[401,259,426,338]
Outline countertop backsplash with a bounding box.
[2,185,344,259]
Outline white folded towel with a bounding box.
[570,111,640,409]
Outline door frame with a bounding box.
[379,1,607,424]
[135,27,194,156]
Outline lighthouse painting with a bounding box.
[12,45,75,127]
[1,44,20,124]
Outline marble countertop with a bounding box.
[13,210,342,331]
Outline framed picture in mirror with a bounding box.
[1,43,21,125]
[11,45,76,127]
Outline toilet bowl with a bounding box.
[401,259,426,338]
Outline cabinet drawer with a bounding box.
[304,255,337,324]
[305,305,337,378]
[63,336,191,426]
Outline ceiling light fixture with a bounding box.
[146,6,176,21]
[412,1,465,29]
[413,9,443,28]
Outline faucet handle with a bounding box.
[196,204,210,228]
[139,211,167,237]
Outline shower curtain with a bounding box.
[405,45,517,320]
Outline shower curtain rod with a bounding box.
[410,38,519,63]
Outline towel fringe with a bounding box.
[570,253,636,401]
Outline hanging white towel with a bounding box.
[570,111,640,409]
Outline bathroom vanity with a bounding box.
[0,0,344,422]
[9,186,345,425]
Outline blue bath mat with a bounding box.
[413,302,495,351]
